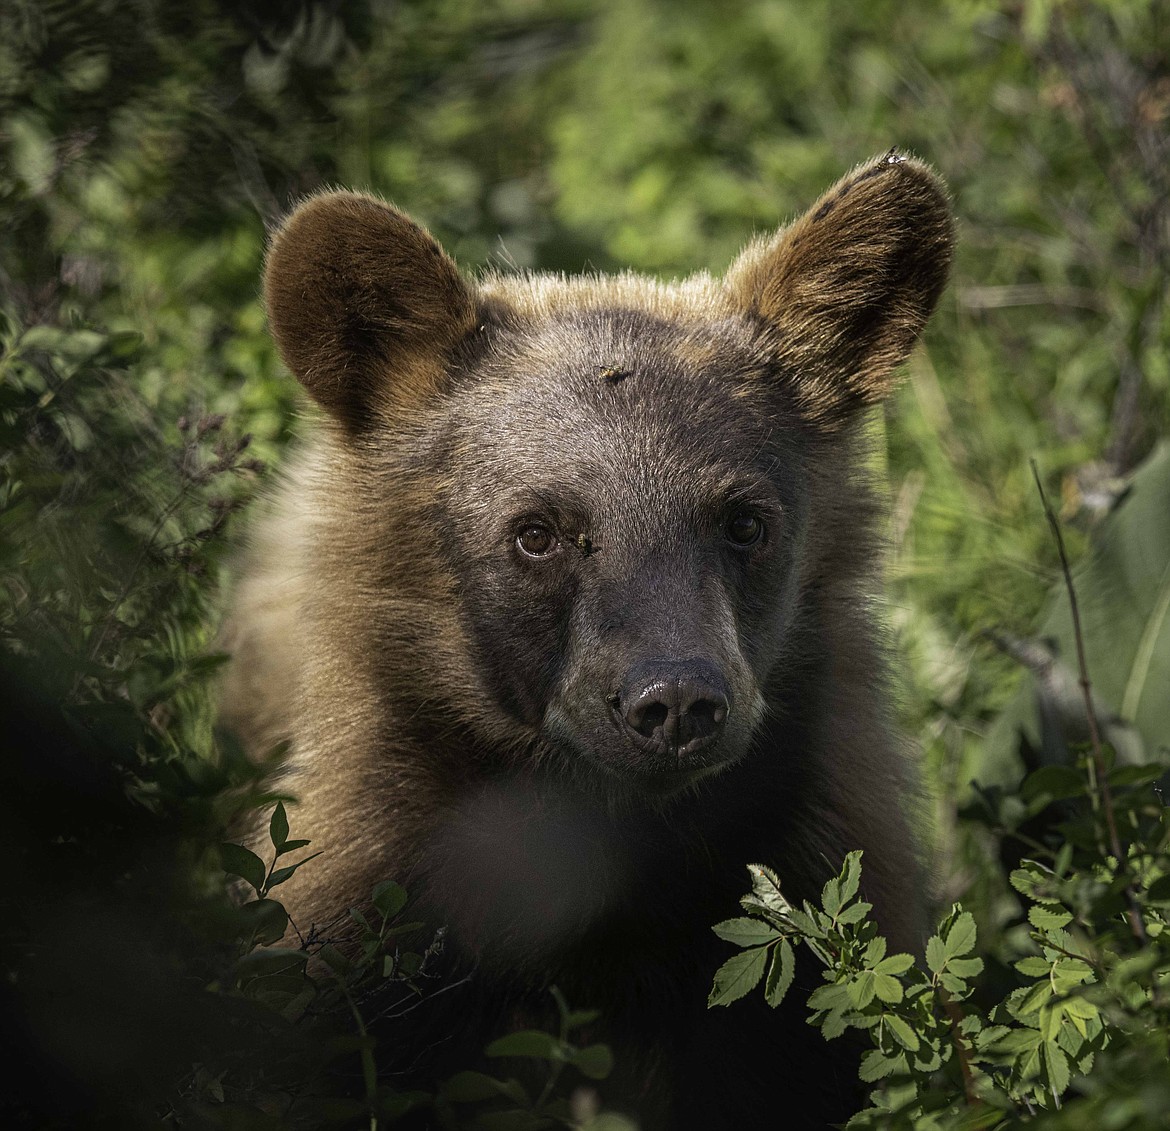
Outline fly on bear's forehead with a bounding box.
[596,365,631,385]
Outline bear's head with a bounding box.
[263,154,953,803]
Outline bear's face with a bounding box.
[262,152,953,799]
[438,309,807,792]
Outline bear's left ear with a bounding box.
[724,153,954,429]
[264,190,477,427]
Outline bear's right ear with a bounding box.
[264,191,477,426]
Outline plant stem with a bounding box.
[1030,460,1146,944]
[937,986,978,1106]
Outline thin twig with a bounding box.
[937,986,978,1107]
[1029,460,1146,944]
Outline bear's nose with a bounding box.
[615,660,731,760]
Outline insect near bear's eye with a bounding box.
[516,524,559,558]
[726,512,764,547]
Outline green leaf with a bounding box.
[220,842,266,893]
[925,935,946,976]
[708,946,768,1007]
[764,939,795,1007]
[1020,765,1087,805]
[269,802,290,851]
[859,1049,905,1082]
[1044,1040,1071,1096]
[944,912,977,958]
[571,1044,613,1080]
[712,917,783,947]
[872,973,904,1004]
[237,898,289,947]
[822,876,842,919]
[276,838,311,856]
[884,1013,920,1052]
[839,850,863,906]
[372,880,409,919]
[848,971,877,1010]
[874,953,915,976]
[267,851,323,890]
[1015,956,1052,977]
[440,1071,526,1104]
[1028,905,1073,931]
[485,1031,565,1061]
[744,863,790,914]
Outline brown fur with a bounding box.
[221,153,954,1129]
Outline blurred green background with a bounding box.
[1,0,1168,1122]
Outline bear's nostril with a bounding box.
[633,702,669,735]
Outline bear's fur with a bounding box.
[220,152,954,1128]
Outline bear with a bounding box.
[219,151,954,1129]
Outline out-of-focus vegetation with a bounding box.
[1,0,1166,1126]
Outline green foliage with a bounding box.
[712,764,1170,1128]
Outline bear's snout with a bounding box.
[612,659,732,765]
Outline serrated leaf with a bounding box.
[839,850,863,906]
[925,935,947,975]
[764,939,795,1007]
[485,1030,566,1061]
[808,983,851,1012]
[872,972,904,1004]
[947,957,984,979]
[1015,981,1053,1015]
[571,1044,613,1080]
[863,937,888,966]
[745,863,789,913]
[848,971,877,1010]
[874,953,915,976]
[1028,905,1073,931]
[1044,1041,1070,1095]
[269,802,290,851]
[712,917,783,947]
[836,901,872,925]
[708,946,768,1007]
[220,842,266,893]
[944,912,977,958]
[884,1013,920,1052]
[1015,956,1052,977]
[859,1049,905,1082]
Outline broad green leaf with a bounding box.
[848,971,877,1010]
[220,842,266,893]
[1015,956,1052,977]
[712,917,783,946]
[485,1030,565,1061]
[237,898,289,947]
[872,972,904,1004]
[269,802,290,850]
[275,838,311,856]
[440,1071,521,1103]
[944,912,977,958]
[859,1049,905,1082]
[571,1044,613,1080]
[821,876,841,918]
[1044,1041,1071,1096]
[874,953,915,976]
[373,880,408,919]
[925,935,946,975]
[708,946,768,1007]
[884,1014,920,1052]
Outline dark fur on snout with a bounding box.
[220,153,954,1130]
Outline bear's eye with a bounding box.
[516,524,559,559]
[726,512,764,548]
